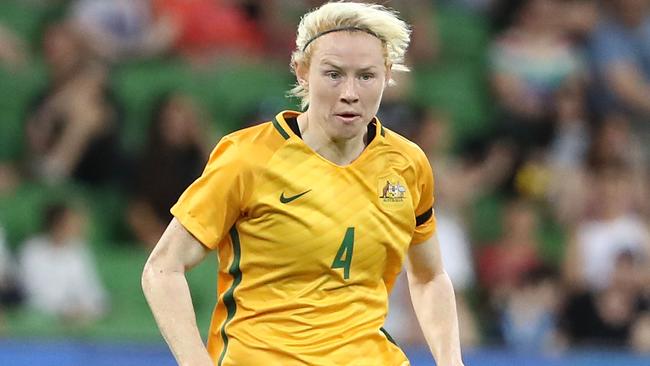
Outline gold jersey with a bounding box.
[171,111,436,365]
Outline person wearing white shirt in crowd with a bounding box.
[19,203,107,323]
[564,163,650,292]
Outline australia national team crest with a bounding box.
[378,176,408,209]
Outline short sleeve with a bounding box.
[590,24,636,72]
[170,137,250,250]
[411,150,436,245]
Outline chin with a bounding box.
[330,126,365,141]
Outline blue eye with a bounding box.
[359,73,375,81]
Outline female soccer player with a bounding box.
[142,2,465,365]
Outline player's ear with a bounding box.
[295,61,309,88]
[384,63,392,89]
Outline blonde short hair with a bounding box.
[289,1,412,109]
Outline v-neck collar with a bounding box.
[272,110,387,168]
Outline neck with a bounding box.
[297,112,367,166]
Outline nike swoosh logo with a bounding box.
[280,189,311,204]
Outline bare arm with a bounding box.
[406,235,464,366]
[562,229,586,291]
[142,218,214,366]
[605,62,650,114]
[44,72,109,179]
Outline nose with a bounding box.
[340,78,359,104]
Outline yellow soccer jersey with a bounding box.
[171,110,436,366]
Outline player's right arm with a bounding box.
[142,218,213,366]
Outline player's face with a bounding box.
[301,31,390,141]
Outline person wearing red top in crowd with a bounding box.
[478,198,543,303]
[153,0,264,59]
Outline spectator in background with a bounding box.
[23,22,123,186]
[561,161,650,346]
[563,162,650,292]
[151,0,264,63]
[501,266,564,352]
[547,109,649,226]
[127,92,210,248]
[70,0,176,62]
[587,114,649,214]
[477,198,564,351]
[18,202,108,324]
[489,0,582,152]
[478,198,544,306]
[417,111,514,211]
[563,251,648,347]
[588,0,650,158]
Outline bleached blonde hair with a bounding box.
[289,1,412,109]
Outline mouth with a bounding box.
[335,113,361,123]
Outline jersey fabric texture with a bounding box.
[171,110,437,366]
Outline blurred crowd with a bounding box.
[0,0,650,355]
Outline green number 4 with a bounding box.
[331,227,355,279]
